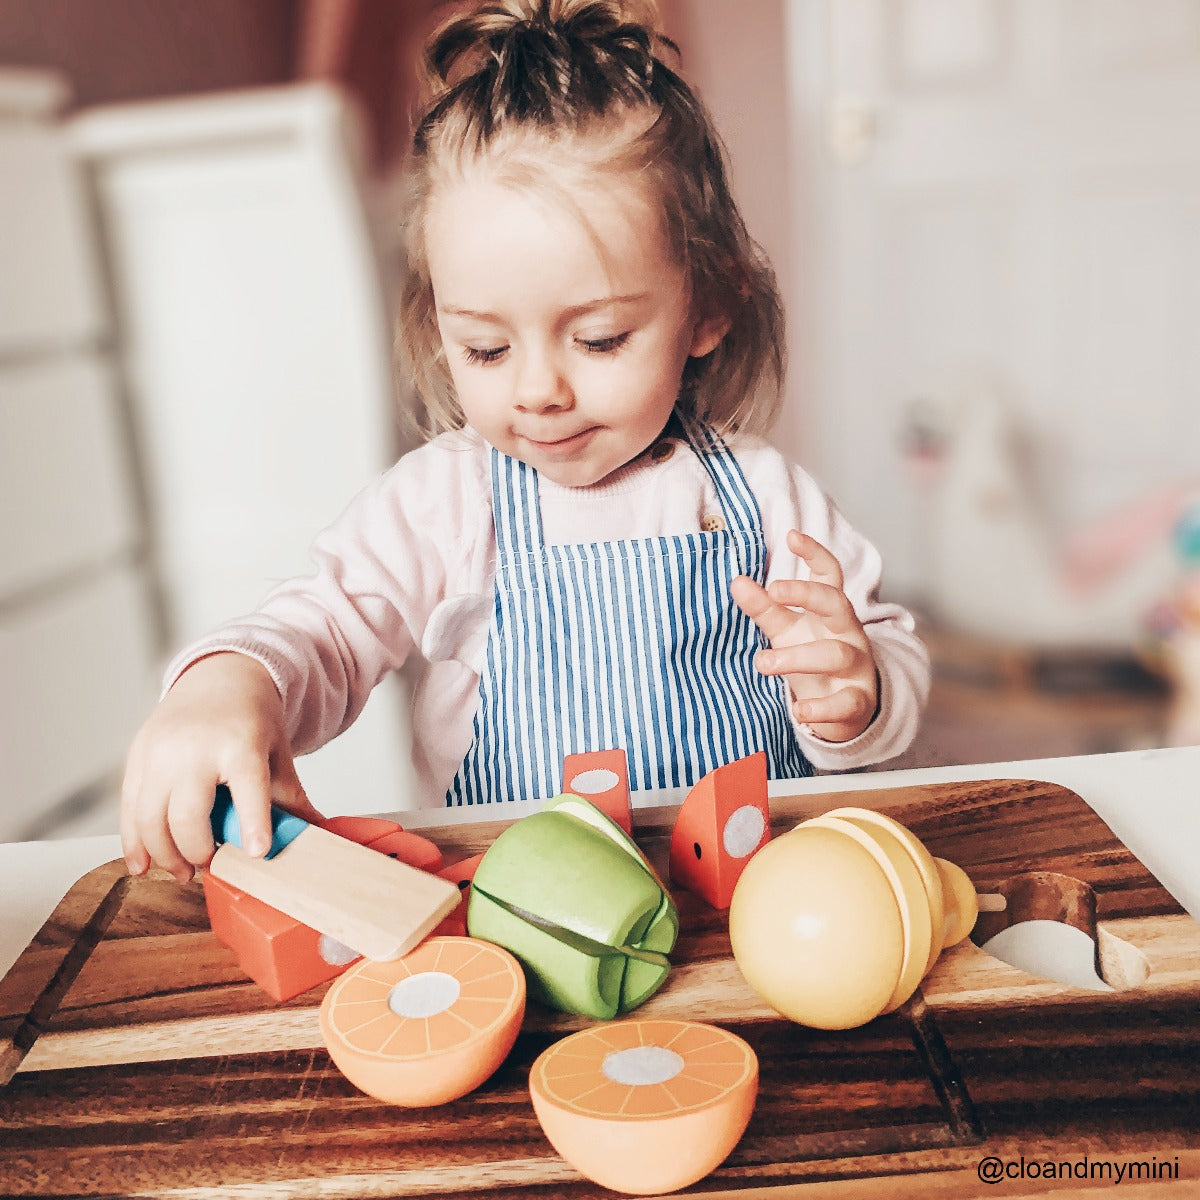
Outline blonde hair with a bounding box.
[398,0,785,439]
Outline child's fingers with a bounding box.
[765,578,860,634]
[730,575,798,644]
[756,637,862,678]
[786,530,845,588]
[167,775,222,868]
[139,791,195,884]
[120,814,149,877]
[119,760,150,876]
[792,684,875,729]
[271,752,323,825]
[225,758,275,858]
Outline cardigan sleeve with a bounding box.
[161,435,492,755]
[752,448,931,770]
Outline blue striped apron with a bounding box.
[445,419,813,806]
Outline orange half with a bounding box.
[320,936,525,1106]
[529,1019,757,1195]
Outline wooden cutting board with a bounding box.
[1,778,1198,1198]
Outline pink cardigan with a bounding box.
[165,428,931,806]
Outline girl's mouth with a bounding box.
[524,427,599,456]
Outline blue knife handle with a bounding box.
[210,785,308,859]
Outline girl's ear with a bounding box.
[689,313,732,359]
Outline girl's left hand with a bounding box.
[730,530,879,743]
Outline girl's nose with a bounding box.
[514,348,573,413]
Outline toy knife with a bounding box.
[207,787,460,961]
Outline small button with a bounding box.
[700,514,726,532]
[649,440,675,463]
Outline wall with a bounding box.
[0,0,296,106]
[675,0,810,459]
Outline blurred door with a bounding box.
[791,0,1200,610]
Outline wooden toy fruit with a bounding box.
[822,807,984,953]
[562,748,632,832]
[669,752,770,909]
[319,936,525,1106]
[529,1019,757,1195]
[203,872,360,1002]
[728,826,905,1029]
[430,853,485,938]
[468,794,678,1019]
[728,809,989,1029]
[799,813,931,1014]
[320,815,445,874]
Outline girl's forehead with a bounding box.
[427,141,669,258]
[439,162,652,227]
[423,163,686,314]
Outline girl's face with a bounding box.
[425,158,726,487]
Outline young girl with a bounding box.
[121,0,930,883]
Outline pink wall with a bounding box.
[675,0,808,455]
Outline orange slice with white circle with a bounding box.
[669,752,770,909]
[563,748,632,832]
[529,1019,757,1195]
[319,936,525,1106]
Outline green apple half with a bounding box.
[467,794,679,1019]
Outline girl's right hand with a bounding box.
[120,652,323,883]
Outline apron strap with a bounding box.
[673,414,762,537]
[490,447,545,558]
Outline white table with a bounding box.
[2,746,1197,983]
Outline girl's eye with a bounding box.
[577,332,631,355]
[462,345,508,365]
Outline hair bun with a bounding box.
[422,0,671,103]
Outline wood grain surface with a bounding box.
[1,778,1197,1198]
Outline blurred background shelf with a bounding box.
[885,621,1171,772]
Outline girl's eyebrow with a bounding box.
[438,293,651,321]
